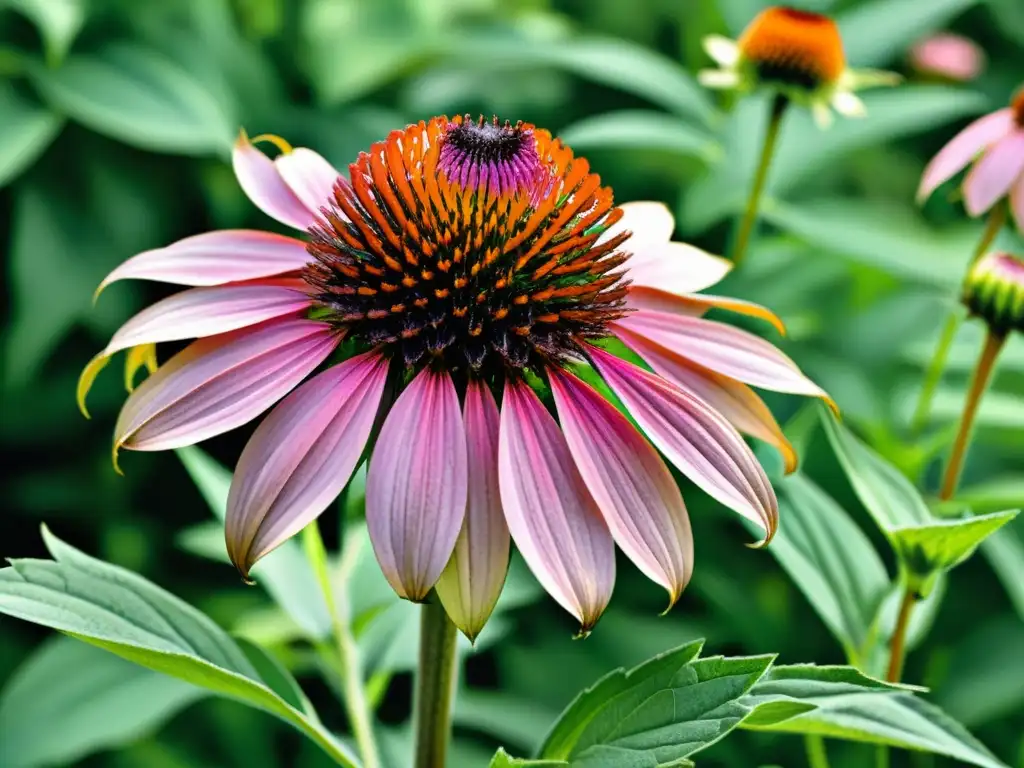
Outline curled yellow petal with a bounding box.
[250,132,294,155]
[124,343,158,392]
[77,353,112,419]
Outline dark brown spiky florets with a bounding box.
[302,115,632,377]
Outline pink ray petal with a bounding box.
[917,109,1013,203]
[963,130,1024,216]
[548,367,692,605]
[614,326,797,473]
[612,309,836,412]
[97,230,312,295]
[226,351,389,577]
[589,344,778,544]
[366,368,468,602]
[233,133,317,231]
[114,317,339,457]
[627,241,733,295]
[1012,174,1024,232]
[598,201,675,250]
[627,285,786,335]
[435,379,510,641]
[498,377,615,632]
[275,148,343,216]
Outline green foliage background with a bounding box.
[1,0,1023,766]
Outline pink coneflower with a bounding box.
[918,88,1024,227]
[79,116,833,637]
[910,33,985,83]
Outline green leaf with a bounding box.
[772,473,890,663]
[489,748,568,768]
[0,526,359,768]
[176,447,332,640]
[6,0,85,66]
[0,636,205,768]
[557,110,720,162]
[0,85,62,188]
[981,522,1024,620]
[838,0,978,68]
[540,640,775,765]
[30,42,235,156]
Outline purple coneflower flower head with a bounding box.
[963,251,1024,337]
[909,33,985,83]
[79,116,834,638]
[918,88,1024,227]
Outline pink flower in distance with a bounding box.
[918,88,1024,227]
[910,34,985,83]
[79,117,833,638]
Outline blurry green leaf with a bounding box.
[540,640,774,765]
[455,690,561,756]
[489,748,567,767]
[0,527,358,768]
[838,0,978,68]
[928,386,1024,429]
[176,447,332,641]
[772,474,890,664]
[6,0,84,66]
[954,476,1024,515]
[557,110,720,162]
[236,637,314,717]
[0,636,205,768]
[30,42,235,155]
[981,521,1024,620]
[0,86,62,188]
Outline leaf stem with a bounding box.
[939,329,1006,501]
[303,522,381,768]
[414,596,459,768]
[805,735,832,768]
[731,93,788,267]
[910,203,1005,433]
[886,585,916,683]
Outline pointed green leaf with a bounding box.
[0,85,62,188]
[6,0,85,66]
[837,0,977,67]
[557,111,720,162]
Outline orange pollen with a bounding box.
[738,6,846,87]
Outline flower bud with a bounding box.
[963,251,1024,336]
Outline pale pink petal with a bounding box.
[612,309,836,411]
[548,367,692,605]
[589,345,778,544]
[1012,174,1024,232]
[233,134,317,230]
[226,351,389,577]
[598,201,675,250]
[910,34,984,82]
[114,317,339,457]
[627,286,786,335]
[498,378,615,631]
[97,230,312,295]
[917,109,1013,203]
[435,379,510,641]
[101,279,312,359]
[275,148,343,216]
[614,327,797,473]
[627,241,733,295]
[963,130,1024,216]
[366,368,468,602]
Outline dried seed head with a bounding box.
[738,6,846,89]
[963,251,1024,336]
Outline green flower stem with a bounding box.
[910,203,1006,433]
[731,93,789,267]
[414,596,459,768]
[876,745,891,768]
[303,523,382,768]
[805,734,832,768]
[939,329,1006,501]
[886,585,917,683]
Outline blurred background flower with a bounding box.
[910,32,986,83]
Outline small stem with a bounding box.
[731,93,788,267]
[303,523,382,768]
[876,745,891,768]
[414,596,459,768]
[886,586,916,683]
[939,329,1006,501]
[805,735,832,768]
[910,204,1006,432]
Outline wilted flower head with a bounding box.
[963,251,1024,336]
[79,115,833,637]
[699,6,899,127]
[910,33,985,83]
[918,88,1024,228]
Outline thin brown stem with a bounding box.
[886,586,916,683]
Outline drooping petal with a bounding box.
[627,285,786,335]
[588,344,778,545]
[627,241,733,295]
[963,130,1024,216]
[226,351,389,577]
[614,326,796,473]
[498,377,615,632]
[274,148,343,216]
[704,35,740,67]
[917,109,1014,203]
[1012,174,1024,233]
[366,368,468,602]
[598,201,674,251]
[698,69,742,89]
[113,317,339,460]
[124,343,158,392]
[435,379,510,641]
[832,91,866,118]
[97,230,312,296]
[548,367,692,606]
[612,309,836,412]
[233,133,318,230]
